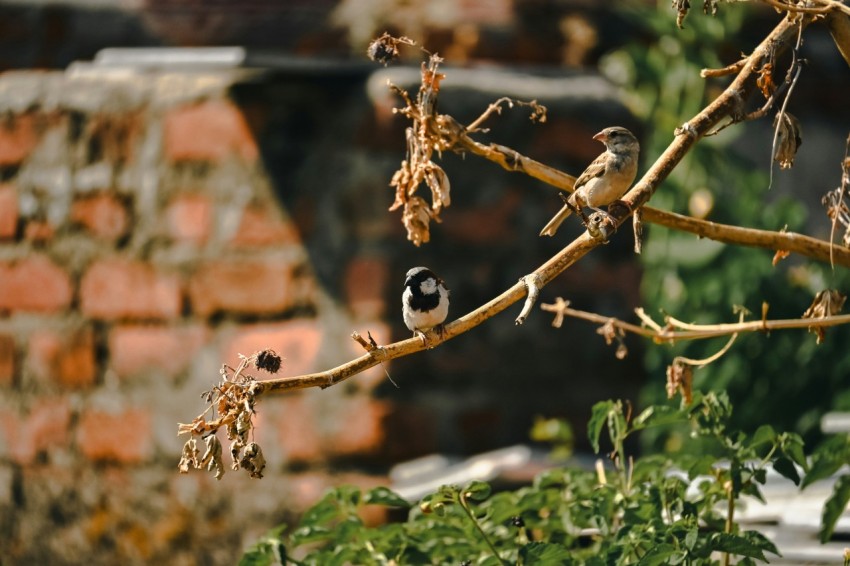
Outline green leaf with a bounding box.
[772,456,801,486]
[463,480,492,501]
[709,532,770,560]
[820,474,850,543]
[750,424,776,448]
[781,434,808,473]
[802,435,850,489]
[636,543,678,566]
[632,405,685,430]
[363,486,410,508]
[518,542,573,564]
[238,539,285,566]
[588,401,614,454]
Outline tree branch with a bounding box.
[640,207,850,267]
[541,301,850,342]
[249,13,808,398]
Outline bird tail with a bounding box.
[539,204,573,237]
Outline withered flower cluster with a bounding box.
[802,289,847,344]
[177,349,281,479]
[387,54,452,246]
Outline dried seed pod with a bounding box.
[367,33,415,65]
[254,349,282,374]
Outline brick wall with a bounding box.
[0,62,645,563]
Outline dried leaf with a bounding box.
[756,62,775,99]
[773,112,802,169]
[425,163,451,213]
[673,0,691,29]
[200,435,225,480]
[402,196,434,246]
[772,249,790,265]
[239,442,267,479]
[802,289,847,344]
[597,320,618,345]
[666,361,693,405]
[178,438,199,473]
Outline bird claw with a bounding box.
[586,211,616,242]
[414,324,446,349]
[414,330,429,348]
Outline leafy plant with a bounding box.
[241,392,830,565]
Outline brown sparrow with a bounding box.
[539,126,639,237]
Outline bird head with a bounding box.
[593,126,639,155]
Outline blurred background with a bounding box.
[0,0,848,563]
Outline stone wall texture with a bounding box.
[0,57,645,563]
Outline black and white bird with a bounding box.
[402,266,450,340]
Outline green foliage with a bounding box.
[241,393,845,565]
[603,1,850,446]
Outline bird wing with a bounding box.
[573,154,608,190]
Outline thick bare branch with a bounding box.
[640,207,850,267]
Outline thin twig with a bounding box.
[541,300,850,342]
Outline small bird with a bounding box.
[402,266,450,341]
[539,126,640,237]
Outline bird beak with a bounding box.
[593,130,607,143]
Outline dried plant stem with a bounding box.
[540,301,850,342]
[252,14,809,399]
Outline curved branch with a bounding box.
[542,301,850,342]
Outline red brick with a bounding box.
[80,258,183,320]
[221,319,322,377]
[0,255,72,313]
[344,257,389,320]
[0,334,13,386]
[0,184,17,239]
[166,193,212,245]
[70,193,129,242]
[163,99,258,163]
[270,396,324,463]
[231,205,300,247]
[77,407,153,463]
[27,326,97,388]
[325,397,390,458]
[188,259,296,317]
[0,398,72,464]
[23,219,55,242]
[109,324,209,378]
[0,113,38,166]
